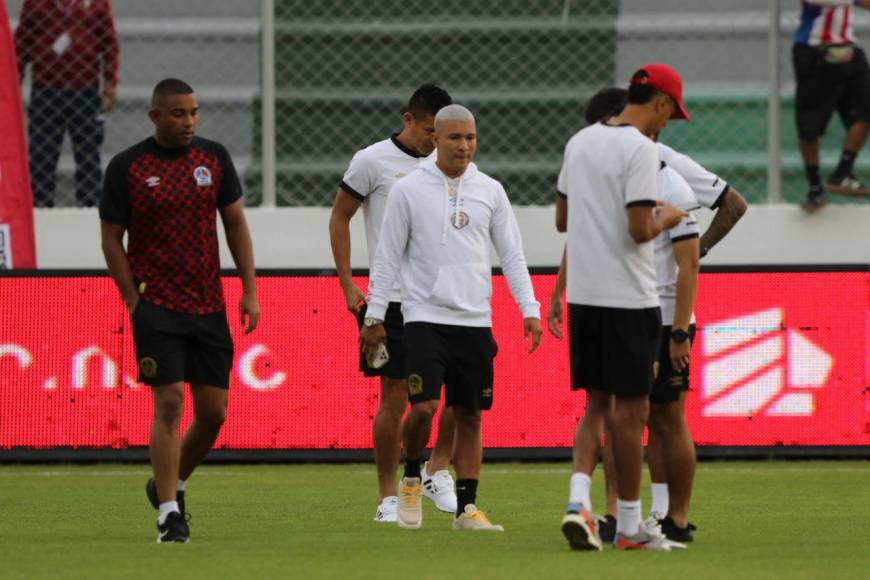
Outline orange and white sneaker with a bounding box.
[397,477,423,530]
[452,504,504,531]
[614,524,686,551]
[561,506,603,551]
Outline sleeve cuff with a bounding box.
[339,180,366,202]
[626,199,657,208]
[521,301,541,319]
[710,184,729,209]
[365,301,388,321]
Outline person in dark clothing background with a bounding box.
[15,0,119,207]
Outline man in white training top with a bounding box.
[361,104,542,531]
[555,64,689,552]
[329,84,457,522]
[549,86,747,545]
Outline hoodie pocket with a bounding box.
[428,263,491,311]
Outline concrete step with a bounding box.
[275,18,617,91]
[244,150,870,207]
[6,0,261,19]
[277,0,616,22]
[21,85,255,159]
[9,17,261,87]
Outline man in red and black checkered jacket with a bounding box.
[99,78,259,544]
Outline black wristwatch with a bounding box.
[670,328,690,344]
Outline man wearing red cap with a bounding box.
[555,63,689,552]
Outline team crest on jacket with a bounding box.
[194,166,213,186]
[450,211,469,229]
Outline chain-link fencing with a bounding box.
[8,0,261,208]
[9,1,870,207]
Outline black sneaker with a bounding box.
[801,187,828,213]
[826,174,870,197]
[156,511,190,543]
[659,515,694,543]
[146,478,185,515]
[597,514,617,544]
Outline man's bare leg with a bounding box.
[373,377,408,500]
[610,394,649,537]
[178,384,228,482]
[150,382,184,506]
[562,390,611,550]
[843,121,870,156]
[427,406,455,472]
[649,394,696,529]
[602,421,618,518]
[645,407,669,518]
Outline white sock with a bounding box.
[616,499,642,536]
[650,483,668,516]
[568,472,592,512]
[177,479,186,492]
[158,501,179,524]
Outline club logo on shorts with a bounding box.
[670,376,684,387]
[194,166,213,187]
[408,374,423,396]
[139,357,158,379]
[450,211,469,229]
[482,388,493,398]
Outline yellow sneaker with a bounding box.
[453,504,504,531]
[397,477,422,530]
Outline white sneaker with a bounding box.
[615,521,687,551]
[644,511,665,534]
[397,477,422,530]
[452,504,504,531]
[421,462,458,513]
[373,496,398,523]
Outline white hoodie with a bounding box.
[367,159,540,327]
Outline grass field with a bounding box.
[0,461,868,579]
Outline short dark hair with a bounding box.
[584,87,628,124]
[152,78,195,105]
[627,83,665,106]
[405,84,452,119]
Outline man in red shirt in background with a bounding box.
[15,0,119,208]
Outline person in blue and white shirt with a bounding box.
[361,104,542,532]
[793,0,870,209]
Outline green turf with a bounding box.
[0,462,867,579]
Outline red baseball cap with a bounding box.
[630,63,690,121]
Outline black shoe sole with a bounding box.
[561,521,599,551]
[156,536,190,544]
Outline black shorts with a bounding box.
[131,299,234,388]
[357,302,406,380]
[568,303,661,398]
[793,43,870,140]
[403,322,498,410]
[649,324,697,405]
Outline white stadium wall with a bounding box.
[34,204,870,269]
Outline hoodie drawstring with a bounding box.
[441,176,463,245]
[440,178,450,245]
